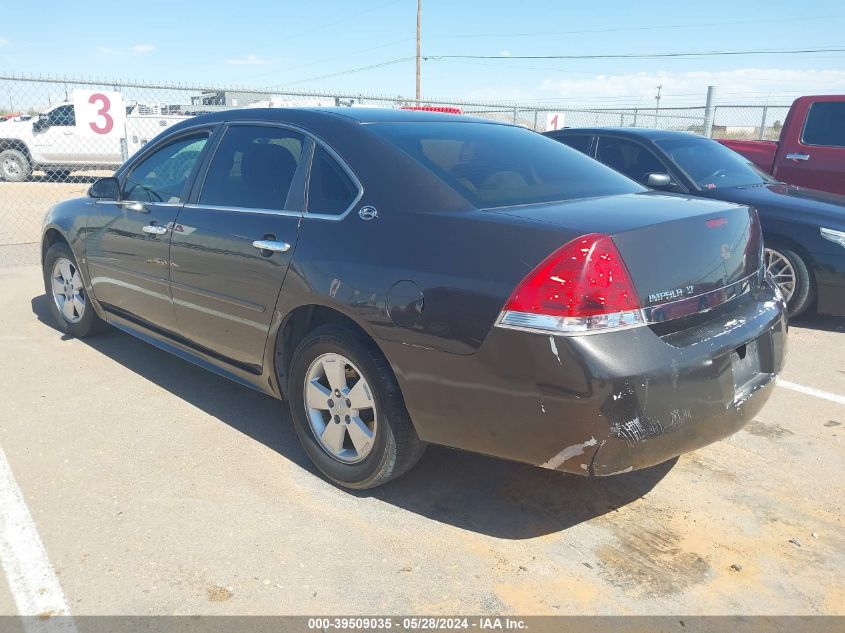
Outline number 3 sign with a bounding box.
[72,89,126,137]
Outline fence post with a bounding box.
[513,108,517,124]
[632,108,638,126]
[758,106,769,140]
[533,110,538,131]
[703,85,716,138]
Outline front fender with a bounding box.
[41,197,104,317]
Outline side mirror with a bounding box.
[88,177,121,200]
[646,172,673,189]
[32,116,49,133]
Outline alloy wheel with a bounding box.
[764,248,796,302]
[303,353,377,464]
[51,257,85,323]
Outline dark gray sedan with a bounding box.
[41,108,785,489]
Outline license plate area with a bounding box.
[732,338,762,396]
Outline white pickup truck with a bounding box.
[0,89,191,182]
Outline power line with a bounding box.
[271,57,415,87]
[426,13,845,39]
[424,47,845,61]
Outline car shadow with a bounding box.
[31,293,674,540]
[790,312,845,333]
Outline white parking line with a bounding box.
[778,379,845,406]
[0,446,76,632]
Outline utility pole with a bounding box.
[654,84,662,121]
[416,0,422,103]
[703,85,717,138]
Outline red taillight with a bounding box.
[499,233,644,334]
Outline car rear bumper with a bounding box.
[388,282,787,476]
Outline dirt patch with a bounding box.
[744,419,794,439]
[596,525,712,596]
[207,585,233,602]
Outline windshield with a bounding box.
[369,121,644,208]
[655,136,776,190]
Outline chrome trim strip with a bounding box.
[642,271,759,323]
[183,203,303,218]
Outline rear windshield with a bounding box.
[369,121,643,208]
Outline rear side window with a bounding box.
[124,134,208,203]
[556,135,592,155]
[596,137,666,185]
[802,102,845,148]
[369,122,642,208]
[307,145,359,215]
[200,125,304,211]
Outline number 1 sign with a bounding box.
[545,112,566,132]
[72,89,126,137]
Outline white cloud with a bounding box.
[538,68,845,107]
[500,50,511,57]
[132,44,156,54]
[0,37,9,47]
[226,54,270,65]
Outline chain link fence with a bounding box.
[0,74,790,262]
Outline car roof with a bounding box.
[176,107,501,127]
[547,127,703,142]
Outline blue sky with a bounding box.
[1,0,844,106]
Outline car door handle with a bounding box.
[142,224,168,235]
[786,153,810,161]
[252,240,291,253]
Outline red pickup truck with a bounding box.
[719,95,845,195]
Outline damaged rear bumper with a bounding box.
[390,282,787,477]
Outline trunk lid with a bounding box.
[490,191,763,313]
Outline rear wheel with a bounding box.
[765,245,813,317]
[0,149,32,182]
[287,325,426,489]
[42,243,105,337]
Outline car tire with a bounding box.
[0,149,32,182]
[765,244,814,318]
[42,243,105,337]
[287,324,426,489]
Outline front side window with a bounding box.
[655,137,774,190]
[802,102,845,148]
[307,145,358,215]
[596,137,667,185]
[48,105,75,127]
[124,134,208,203]
[200,125,304,211]
[369,122,642,208]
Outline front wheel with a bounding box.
[42,243,105,337]
[287,325,426,489]
[765,245,814,318]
